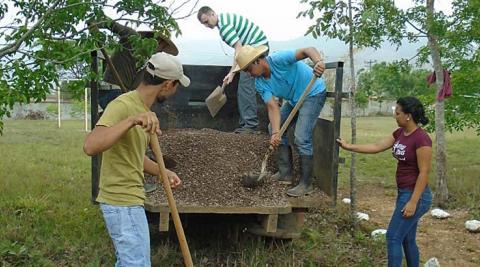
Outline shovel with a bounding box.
[149,134,194,267]
[242,75,319,188]
[205,83,227,117]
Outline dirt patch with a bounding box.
[145,128,314,208]
[339,184,480,266]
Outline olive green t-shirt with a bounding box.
[95,91,150,206]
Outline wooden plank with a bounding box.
[144,201,291,215]
[159,212,169,232]
[261,214,278,233]
[288,191,330,208]
[296,212,305,229]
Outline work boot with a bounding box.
[271,145,293,185]
[234,127,259,134]
[287,155,314,197]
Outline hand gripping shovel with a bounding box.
[150,134,194,267]
[205,83,227,117]
[242,75,319,188]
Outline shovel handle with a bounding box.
[220,82,227,93]
[278,75,318,137]
[149,134,193,267]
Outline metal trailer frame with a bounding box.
[90,53,345,205]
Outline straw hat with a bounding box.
[138,31,179,56]
[233,45,268,72]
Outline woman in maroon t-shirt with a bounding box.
[337,96,432,267]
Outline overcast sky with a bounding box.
[168,0,453,43]
[1,0,453,42]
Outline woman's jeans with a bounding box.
[100,203,151,267]
[386,187,432,267]
[277,91,326,156]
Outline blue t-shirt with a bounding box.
[255,50,326,105]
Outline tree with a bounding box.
[356,61,433,103]
[300,0,480,207]
[298,0,389,223]
[0,0,198,133]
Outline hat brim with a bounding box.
[233,45,268,73]
[138,31,179,56]
[179,74,190,87]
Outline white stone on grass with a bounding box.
[431,208,451,219]
[356,212,369,221]
[342,198,351,204]
[424,257,441,267]
[371,229,387,238]
[465,220,480,233]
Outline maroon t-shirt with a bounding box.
[392,127,432,190]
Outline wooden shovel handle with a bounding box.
[149,134,194,267]
[261,75,319,174]
[278,75,318,137]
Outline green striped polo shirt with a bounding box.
[217,13,268,47]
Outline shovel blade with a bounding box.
[205,86,227,117]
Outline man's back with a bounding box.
[95,91,150,206]
[217,13,268,47]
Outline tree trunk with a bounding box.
[348,0,357,224]
[426,0,448,207]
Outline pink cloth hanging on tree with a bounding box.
[427,69,452,101]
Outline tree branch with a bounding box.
[406,19,427,35]
[407,49,423,62]
[0,0,63,59]
[16,45,107,65]
[168,0,199,20]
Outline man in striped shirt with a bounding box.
[198,6,268,134]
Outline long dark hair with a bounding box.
[397,96,429,125]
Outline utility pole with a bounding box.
[364,59,377,71]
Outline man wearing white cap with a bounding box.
[83,52,190,266]
[234,45,326,197]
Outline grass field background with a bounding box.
[0,118,478,266]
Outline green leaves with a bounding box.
[0,0,186,134]
[299,0,480,134]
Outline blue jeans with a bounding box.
[386,187,432,267]
[100,203,151,267]
[237,71,259,129]
[274,91,326,155]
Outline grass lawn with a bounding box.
[0,118,478,266]
[337,117,480,216]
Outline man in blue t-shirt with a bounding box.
[234,45,327,197]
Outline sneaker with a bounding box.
[144,183,157,193]
[234,127,259,134]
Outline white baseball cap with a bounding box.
[145,52,190,87]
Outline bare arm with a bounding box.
[266,97,282,148]
[83,112,160,156]
[143,155,182,188]
[231,41,242,71]
[336,136,395,154]
[223,41,243,84]
[266,97,281,134]
[411,146,432,203]
[401,146,432,217]
[294,47,326,77]
[143,155,159,176]
[83,118,135,156]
